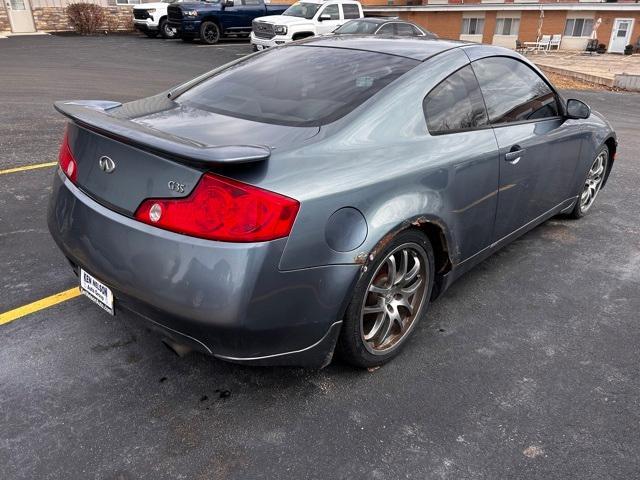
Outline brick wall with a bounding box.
[390,8,640,48]
[0,4,11,32]
[518,10,566,42]
[32,5,133,32]
[482,11,496,44]
[360,0,409,5]
[595,12,640,49]
[399,11,463,39]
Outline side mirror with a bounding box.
[566,98,590,119]
[318,13,331,22]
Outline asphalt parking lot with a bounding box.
[1,34,639,479]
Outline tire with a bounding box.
[336,229,435,368]
[569,145,609,219]
[159,19,177,39]
[200,21,220,45]
[144,30,159,38]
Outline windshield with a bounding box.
[283,2,321,19]
[177,46,417,127]
[334,20,379,34]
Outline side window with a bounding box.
[342,3,360,20]
[321,4,339,20]
[423,65,489,134]
[243,0,261,4]
[411,25,424,36]
[396,23,416,36]
[472,57,559,125]
[377,24,395,35]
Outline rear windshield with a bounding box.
[177,46,418,127]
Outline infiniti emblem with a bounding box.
[98,156,116,174]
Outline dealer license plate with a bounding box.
[80,269,114,315]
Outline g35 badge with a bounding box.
[168,181,186,193]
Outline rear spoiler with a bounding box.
[54,100,271,166]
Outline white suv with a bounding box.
[133,0,195,39]
[250,0,363,50]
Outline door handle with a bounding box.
[505,146,525,165]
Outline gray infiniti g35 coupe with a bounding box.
[48,36,616,368]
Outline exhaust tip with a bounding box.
[162,338,193,358]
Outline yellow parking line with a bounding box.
[0,162,57,175]
[0,287,81,325]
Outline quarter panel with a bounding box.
[266,49,500,270]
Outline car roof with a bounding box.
[349,17,397,25]
[298,36,469,61]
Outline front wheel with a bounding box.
[570,145,609,219]
[336,230,435,368]
[159,19,177,39]
[200,21,220,45]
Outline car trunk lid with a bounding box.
[56,100,318,216]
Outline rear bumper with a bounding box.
[47,170,359,367]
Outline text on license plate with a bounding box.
[80,269,114,315]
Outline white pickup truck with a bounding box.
[133,0,198,39]
[250,0,363,50]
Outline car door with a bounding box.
[341,3,360,22]
[469,54,582,241]
[237,0,264,29]
[219,0,244,31]
[422,64,500,259]
[316,3,342,35]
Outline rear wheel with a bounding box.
[570,145,608,219]
[159,19,177,39]
[200,21,220,45]
[337,230,435,368]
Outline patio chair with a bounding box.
[549,34,561,50]
[635,37,640,54]
[585,38,598,55]
[516,40,527,54]
[538,34,552,51]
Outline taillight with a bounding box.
[134,173,300,242]
[58,129,78,183]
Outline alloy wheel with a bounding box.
[360,243,429,354]
[202,24,219,44]
[163,23,176,39]
[580,149,608,212]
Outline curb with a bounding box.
[536,64,614,88]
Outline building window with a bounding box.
[495,18,520,36]
[564,18,594,37]
[116,0,141,4]
[462,18,484,35]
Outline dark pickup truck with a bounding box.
[168,0,287,44]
